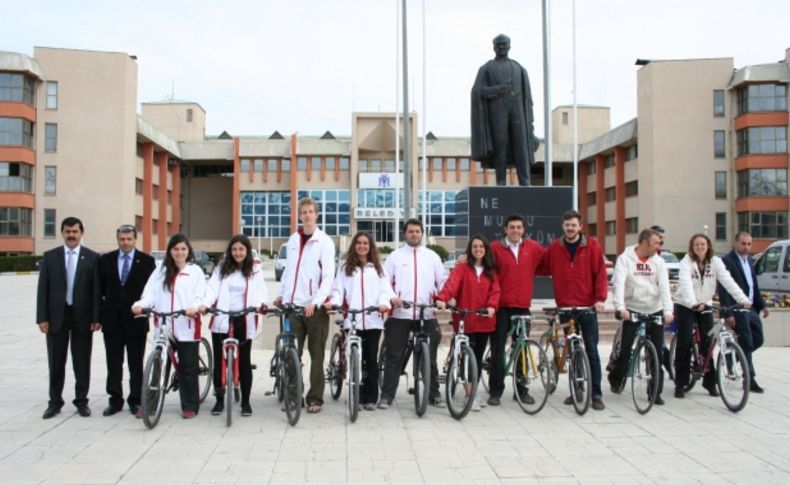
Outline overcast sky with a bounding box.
[5,0,790,138]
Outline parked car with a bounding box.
[754,239,790,293]
[660,252,680,280]
[151,250,166,268]
[275,243,287,282]
[443,249,466,272]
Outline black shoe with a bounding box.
[487,396,501,406]
[674,388,685,399]
[76,405,91,417]
[563,396,573,405]
[211,400,224,415]
[608,376,623,394]
[514,390,535,405]
[241,404,252,416]
[750,380,764,394]
[591,399,605,411]
[654,395,665,406]
[42,405,62,419]
[702,382,719,397]
[129,405,141,416]
[102,405,122,416]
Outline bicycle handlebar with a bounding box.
[447,306,490,317]
[542,306,595,316]
[399,301,435,310]
[205,306,261,318]
[618,311,662,324]
[326,304,382,315]
[134,308,187,319]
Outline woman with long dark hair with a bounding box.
[133,234,206,418]
[202,234,268,417]
[324,232,394,411]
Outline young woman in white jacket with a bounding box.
[201,235,268,417]
[324,232,394,411]
[133,234,206,419]
[673,233,751,399]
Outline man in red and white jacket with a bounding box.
[379,218,447,409]
[274,197,336,413]
[488,214,545,406]
[538,210,608,410]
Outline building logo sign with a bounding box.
[354,207,405,220]
[378,174,391,188]
[359,173,404,189]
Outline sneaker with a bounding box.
[210,400,224,415]
[471,397,481,412]
[750,380,765,394]
[181,410,196,419]
[430,398,447,409]
[241,404,252,416]
[487,396,501,406]
[513,390,535,405]
[363,403,376,411]
[674,388,685,399]
[377,400,391,410]
[591,399,605,411]
[563,396,573,405]
[653,395,665,406]
[702,382,719,397]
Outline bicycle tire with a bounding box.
[480,346,491,394]
[328,333,343,401]
[539,333,559,394]
[377,340,387,394]
[667,333,677,383]
[569,345,592,415]
[630,339,659,415]
[141,347,167,429]
[413,341,430,417]
[684,340,701,393]
[283,347,303,426]
[606,325,622,373]
[197,337,213,403]
[512,340,550,415]
[716,340,750,413]
[225,350,234,427]
[349,345,360,423]
[445,344,478,420]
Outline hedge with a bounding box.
[0,255,41,272]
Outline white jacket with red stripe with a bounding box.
[328,262,396,331]
[384,244,447,320]
[204,267,269,339]
[134,263,206,342]
[278,228,336,307]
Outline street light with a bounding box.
[256,215,263,257]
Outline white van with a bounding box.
[754,239,790,293]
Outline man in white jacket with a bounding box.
[379,219,447,409]
[274,197,336,413]
[608,228,674,405]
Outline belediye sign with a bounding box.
[358,173,405,189]
[354,207,405,219]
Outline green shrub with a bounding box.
[379,246,394,254]
[0,255,41,272]
[427,244,449,262]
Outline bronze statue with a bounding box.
[471,34,538,186]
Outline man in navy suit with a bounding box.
[98,224,156,417]
[718,231,768,393]
[36,217,101,418]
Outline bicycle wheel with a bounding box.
[348,345,360,423]
[282,347,303,426]
[197,337,213,403]
[630,340,659,415]
[413,341,430,417]
[328,333,343,401]
[667,333,677,383]
[377,340,387,394]
[141,347,167,429]
[716,340,750,413]
[446,344,478,420]
[539,334,559,394]
[683,341,701,393]
[225,350,234,427]
[606,325,622,373]
[512,340,550,415]
[568,345,592,415]
[480,346,491,394]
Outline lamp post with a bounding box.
[256,215,263,257]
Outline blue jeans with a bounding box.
[734,308,764,378]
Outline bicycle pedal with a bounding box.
[251,364,258,370]
[407,387,415,395]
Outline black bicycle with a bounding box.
[265,304,304,426]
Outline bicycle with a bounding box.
[138,308,213,429]
[541,307,594,415]
[505,314,551,414]
[205,306,260,426]
[265,304,304,426]
[608,311,662,414]
[326,305,380,423]
[440,306,486,420]
[670,304,751,412]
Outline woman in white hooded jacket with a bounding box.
[324,232,394,411]
[673,233,751,399]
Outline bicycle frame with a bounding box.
[626,312,661,374]
[696,307,748,376]
[506,315,531,376]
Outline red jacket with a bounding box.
[436,263,500,333]
[538,235,608,307]
[491,238,545,309]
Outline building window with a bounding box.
[714,171,727,199]
[45,123,57,152]
[587,192,597,206]
[605,187,616,202]
[626,218,638,234]
[152,184,159,200]
[297,157,307,171]
[625,145,638,161]
[737,83,788,114]
[736,126,787,156]
[715,212,727,241]
[253,159,264,173]
[713,89,725,117]
[45,166,57,195]
[587,223,597,237]
[325,157,336,171]
[152,219,158,235]
[311,156,322,172]
[136,142,144,158]
[358,159,368,172]
[267,159,278,173]
[588,160,597,174]
[297,190,351,236]
[432,158,443,171]
[135,216,142,232]
[605,220,616,235]
[418,190,459,237]
[460,158,470,171]
[240,159,250,173]
[358,189,404,209]
[167,190,172,205]
[186,108,193,122]
[476,161,484,173]
[604,154,615,168]
[625,181,638,197]
[714,130,726,158]
[0,73,35,105]
[562,111,568,125]
[738,211,787,239]
[134,178,143,195]
[44,209,56,238]
[0,162,33,193]
[46,81,58,109]
[446,158,456,171]
[0,207,32,236]
[241,191,293,238]
[281,158,290,172]
[736,169,788,197]
[0,117,34,148]
[339,157,350,170]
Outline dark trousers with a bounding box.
[359,328,382,405]
[673,304,715,389]
[564,311,603,399]
[104,329,146,409]
[489,94,530,186]
[380,317,441,403]
[735,308,764,378]
[468,332,491,385]
[174,341,199,413]
[46,305,93,408]
[489,308,530,398]
[211,317,252,405]
[292,309,330,405]
[608,311,665,397]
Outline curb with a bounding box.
[0,271,38,276]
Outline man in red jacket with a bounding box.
[539,210,608,410]
[487,214,545,406]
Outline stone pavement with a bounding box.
[2,273,790,484]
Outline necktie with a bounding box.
[121,254,131,286]
[66,250,76,305]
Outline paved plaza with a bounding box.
[1,271,790,484]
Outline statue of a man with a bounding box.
[471,34,538,186]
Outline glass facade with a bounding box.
[297,189,351,236]
[0,162,32,192]
[736,126,787,156]
[736,169,787,197]
[738,211,787,239]
[0,73,35,105]
[419,190,459,237]
[0,207,32,236]
[240,191,292,238]
[0,118,34,148]
[737,83,787,114]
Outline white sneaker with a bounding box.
[471,397,482,412]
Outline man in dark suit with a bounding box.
[98,224,156,417]
[718,231,768,393]
[37,217,101,418]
